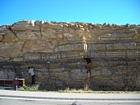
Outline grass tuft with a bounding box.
[18,84,39,91]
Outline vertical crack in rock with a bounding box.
[21,41,26,52]
[7,26,19,41]
[0,34,4,42]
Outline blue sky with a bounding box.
[0,0,140,25]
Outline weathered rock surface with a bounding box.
[0,20,140,91]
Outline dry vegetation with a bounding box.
[18,84,140,94]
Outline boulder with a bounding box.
[11,20,40,31]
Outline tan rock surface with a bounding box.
[0,20,140,91]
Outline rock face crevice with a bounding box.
[0,20,140,91]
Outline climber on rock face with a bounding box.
[82,55,92,76]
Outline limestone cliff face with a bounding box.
[0,20,140,90]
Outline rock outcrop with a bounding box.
[0,20,140,90]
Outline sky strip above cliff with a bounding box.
[0,0,140,25]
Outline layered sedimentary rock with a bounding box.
[0,20,140,90]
